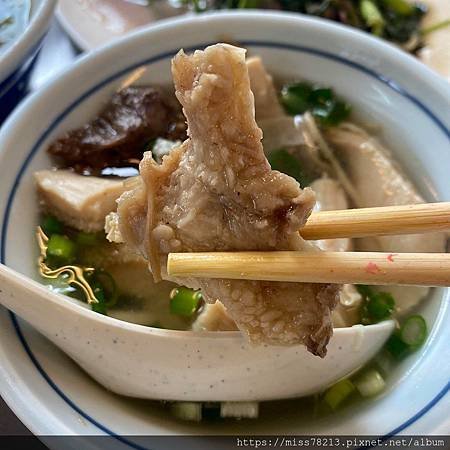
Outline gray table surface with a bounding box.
[0,18,79,437]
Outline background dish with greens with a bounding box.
[56,0,450,79]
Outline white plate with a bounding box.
[56,0,188,51]
[56,0,450,81]
[0,12,449,443]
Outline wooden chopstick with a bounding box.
[301,202,450,240]
[167,251,450,287]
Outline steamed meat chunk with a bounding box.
[117,44,339,356]
[247,57,305,152]
[326,123,447,314]
[246,56,285,121]
[35,169,127,232]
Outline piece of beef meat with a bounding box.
[48,86,187,175]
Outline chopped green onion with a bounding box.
[46,234,76,266]
[90,279,105,301]
[385,316,428,359]
[357,286,395,324]
[95,270,118,308]
[400,315,427,347]
[314,100,351,127]
[323,379,355,410]
[220,401,259,419]
[356,284,373,298]
[76,231,99,246]
[170,287,202,317]
[280,81,351,126]
[171,402,202,421]
[366,292,395,322]
[85,270,118,314]
[41,215,63,236]
[91,301,107,315]
[268,149,311,187]
[373,349,395,377]
[353,368,386,397]
[360,0,385,36]
[385,331,411,359]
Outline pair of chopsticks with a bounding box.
[167,202,450,287]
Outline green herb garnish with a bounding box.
[357,285,395,324]
[268,148,311,187]
[41,215,63,237]
[280,81,351,126]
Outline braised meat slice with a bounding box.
[48,86,187,175]
[117,44,339,356]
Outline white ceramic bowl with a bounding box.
[0,11,449,439]
[0,0,56,123]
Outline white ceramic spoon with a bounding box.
[0,263,394,401]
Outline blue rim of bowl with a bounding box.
[1,41,449,445]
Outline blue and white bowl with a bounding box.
[0,0,56,123]
[0,11,448,440]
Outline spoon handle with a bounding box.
[0,263,87,337]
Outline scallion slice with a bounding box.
[76,231,99,246]
[220,401,259,419]
[400,315,427,347]
[323,379,355,410]
[366,291,395,322]
[170,287,202,317]
[171,402,202,422]
[357,285,395,324]
[353,368,386,397]
[373,350,394,377]
[385,331,411,360]
[46,234,76,267]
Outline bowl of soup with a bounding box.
[0,0,56,123]
[0,11,448,438]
